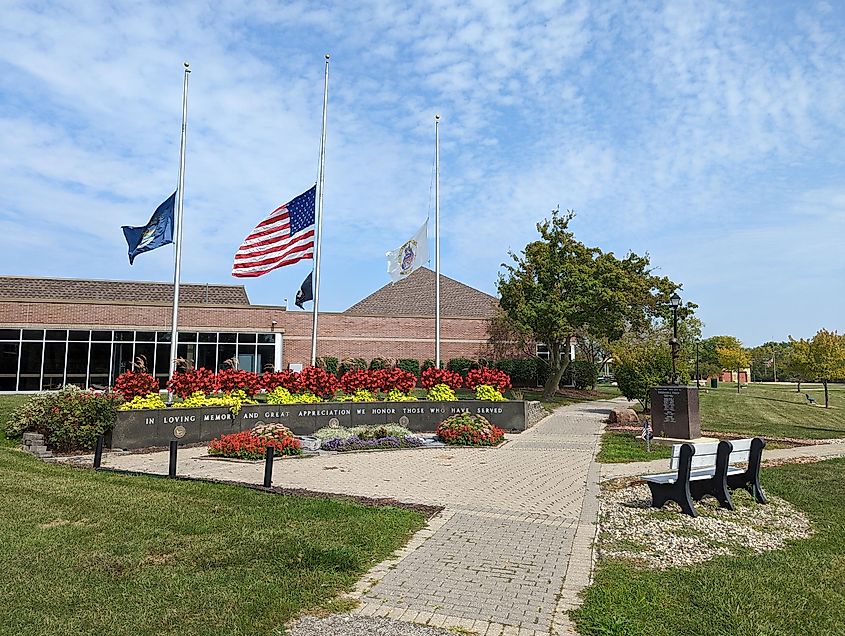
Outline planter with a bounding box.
[111,400,535,450]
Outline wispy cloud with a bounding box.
[0,0,843,343]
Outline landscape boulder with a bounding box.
[608,408,639,425]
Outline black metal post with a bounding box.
[93,434,104,469]
[168,440,178,478]
[670,304,679,384]
[263,446,275,488]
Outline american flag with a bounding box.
[232,186,316,278]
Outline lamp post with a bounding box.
[669,292,681,384]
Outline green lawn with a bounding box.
[597,431,672,463]
[572,457,845,635]
[0,394,28,447]
[700,382,845,440]
[0,448,424,636]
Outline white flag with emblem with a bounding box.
[386,220,429,283]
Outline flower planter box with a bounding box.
[111,400,536,450]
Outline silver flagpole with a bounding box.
[310,54,330,366]
[434,114,441,368]
[167,61,190,400]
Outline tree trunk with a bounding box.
[541,342,569,400]
[824,380,829,408]
[736,365,741,393]
[797,381,801,393]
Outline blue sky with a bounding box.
[1,0,843,347]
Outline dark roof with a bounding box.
[345,268,498,318]
[0,276,251,305]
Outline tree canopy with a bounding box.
[497,209,689,398]
[790,329,845,408]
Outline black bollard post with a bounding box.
[263,446,274,488]
[93,434,104,469]
[168,440,178,478]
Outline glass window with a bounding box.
[22,329,44,341]
[0,329,20,340]
[114,331,134,342]
[66,342,89,375]
[237,332,257,344]
[198,332,217,343]
[218,344,236,369]
[257,345,275,373]
[89,343,112,375]
[91,331,112,341]
[135,331,155,342]
[155,344,170,386]
[43,342,66,389]
[88,377,109,390]
[196,344,217,371]
[157,331,172,343]
[112,342,134,380]
[0,343,20,391]
[258,333,275,344]
[133,343,155,375]
[219,332,237,343]
[69,330,90,341]
[19,342,42,390]
[178,332,197,343]
[46,329,67,341]
[176,344,196,370]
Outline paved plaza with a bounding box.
[102,398,619,635]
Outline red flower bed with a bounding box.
[166,368,216,398]
[214,369,262,396]
[436,413,504,446]
[208,430,301,460]
[261,370,303,392]
[465,368,511,393]
[421,367,463,390]
[377,368,417,393]
[113,370,159,400]
[339,369,380,393]
[298,366,338,397]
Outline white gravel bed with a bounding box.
[288,615,455,636]
[597,482,813,569]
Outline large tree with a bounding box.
[790,329,845,408]
[716,343,751,393]
[497,210,687,399]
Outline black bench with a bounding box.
[641,438,767,517]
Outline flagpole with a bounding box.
[434,114,441,368]
[311,54,330,366]
[168,61,190,399]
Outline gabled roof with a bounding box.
[0,276,251,306]
[345,267,498,318]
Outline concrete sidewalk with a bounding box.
[101,397,624,636]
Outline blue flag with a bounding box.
[122,192,176,264]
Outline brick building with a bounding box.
[0,268,496,391]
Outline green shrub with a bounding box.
[316,356,339,376]
[119,393,167,410]
[385,389,418,401]
[335,390,377,402]
[397,358,421,377]
[265,387,323,404]
[475,384,506,401]
[495,358,548,387]
[314,425,352,441]
[368,357,390,371]
[426,383,457,401]
[421,359,436,372]
[572,360,599,390]
[349,424,413,440]
[447,357,476,377]
[339,357,368,375]
[6,386,123,452]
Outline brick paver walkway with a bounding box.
[102,398,622,635]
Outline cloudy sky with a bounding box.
[1,0,843,346]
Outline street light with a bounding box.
[669,292,681,384]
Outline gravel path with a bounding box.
[288,615,454,636]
